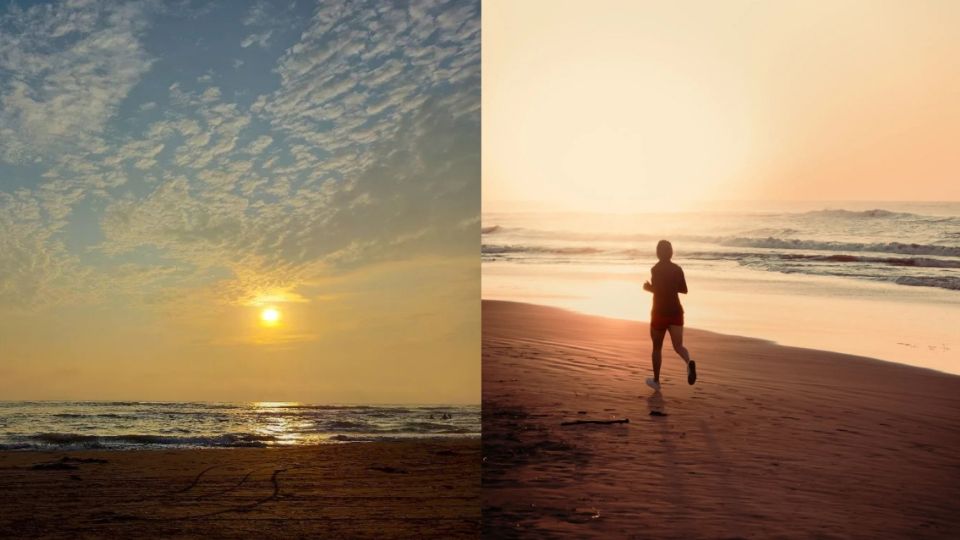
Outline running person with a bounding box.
[642,240,696,390]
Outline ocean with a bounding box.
[0,401,480,450]
[482,201,960,375]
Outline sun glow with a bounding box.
[260,307,281,326]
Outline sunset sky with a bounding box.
[0,0,480,403]
[484,0,960,212]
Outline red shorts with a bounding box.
[651,312,684,330]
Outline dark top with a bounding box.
[650,261,687,316]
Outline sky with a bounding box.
[483,0,960,213]
[0,0,480,403]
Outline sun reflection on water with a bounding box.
[253,401,300,408]
[252,402,311,445]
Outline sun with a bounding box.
[260,307,281,325]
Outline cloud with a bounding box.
[257,0,480,164]
[241,29,272,49]
[0,1,154,163]
[242,0,271,26]
[92,92,478,309]
[245,135,273,155]
[0,0,480,314]
[0,189,93,310]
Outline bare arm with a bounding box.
[679,268,688,294]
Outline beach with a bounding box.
[0,439,479,538]
[482,301,960,538]
[482,204,960,375]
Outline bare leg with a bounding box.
[667,325,691,364]
[650,326,667,382]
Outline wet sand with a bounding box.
[0,439,479,539]
[482,300,960,538]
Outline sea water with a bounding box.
[0,401,480,450]
[482,201,960,374]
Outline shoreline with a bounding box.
[0,439,480,538]
[482,252,960,376]
[0,401,481,452]
[0,434,482,452]
[482,300,960,538]
[493,298,960,379]
[483,274,960,376]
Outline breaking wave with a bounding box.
[893,276,960,291]
[484,239,960,259]
[482,245,603,256]
[801,208,920,219]
[0,402,481,450]
[5,432,279,450]
[715,237,960,258]
[482,223,960,292]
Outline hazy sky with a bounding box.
[484,0,960,212]
[0,0,480,403]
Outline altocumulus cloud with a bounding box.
[0,0,479,311]
[0,0,154,163]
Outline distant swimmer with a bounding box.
[642,240,697,390]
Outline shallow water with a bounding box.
[0,401,480,450]
[482,202,960,374]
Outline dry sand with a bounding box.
[0,439,479,539]
[482,301,960,539]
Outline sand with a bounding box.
[0,439,479,539]
[482,301,960,539]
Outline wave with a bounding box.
[0,424,479,450]
[91,401,238,409]
[10,432,280,449]
[741,265,960,291]
[397,421,475,433]
[483,240,960,292]
[739,228,801,237]
[483,244,603,256]
[485,240,960,259]
[717,237,960,257]
[802,208,920,219]
[319,420,372,431]
[22,401,241,410]
[894,276,960,291]
[326,433,479,442]
[795,254,960,268]
[317,421,474,435]
[53,413,136,419]
[693,252,960,269]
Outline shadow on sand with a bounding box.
[647,389,667,416]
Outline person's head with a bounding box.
[656,240,673,262]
